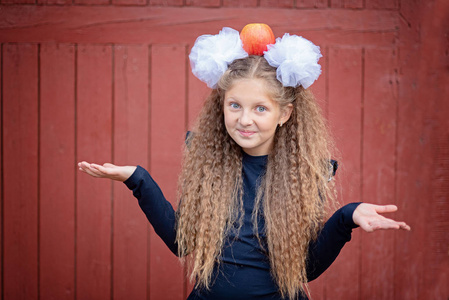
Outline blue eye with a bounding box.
[256,106,266,112]
[230,103,240,109]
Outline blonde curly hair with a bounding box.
[176,56,337,299]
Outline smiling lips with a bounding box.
[238,129,256,137]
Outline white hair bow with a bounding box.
[189,27,322,89]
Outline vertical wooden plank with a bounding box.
[39,43,76,300]
[324,47,362,300]
[418,1,449,298]
[3,43,38,300]
[112,44,149,300]
[150,44,185,300]
[360,48,396,300]
[395,1,449,298]
[76,44,112,300]
[394,5,424,299]
[0,43,2,300]
[259,0,294,8]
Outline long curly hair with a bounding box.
[176,56,337,299]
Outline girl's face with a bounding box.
[223,78,292,156]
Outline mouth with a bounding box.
[237,129,256,137]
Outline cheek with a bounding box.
[258,115,280,132]
[223,111,234,133]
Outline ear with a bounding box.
[280,103,293,125]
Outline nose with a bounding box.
[239,110,253,126]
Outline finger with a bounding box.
[398,222,411,231]
[78,161,91,169]
[368,217,409,231]
[103,163,116,168]
[364,222,397,232]
[88,165,106,176]
[81,166,102,178]
[374,204,398,214]
[79,162,103,175]
[91,163,114,175]
[78,162,94,173]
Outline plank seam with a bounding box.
[147,43,152,300]
[37,42,41,300]
[74,43,78,300]
[110,43,115,300]
[0,42,4,300]
[359,46,365,300]
[393,46,399,300]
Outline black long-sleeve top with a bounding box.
[124,152,360,299]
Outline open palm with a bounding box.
[78,161,136,182]
[353,203,411,232]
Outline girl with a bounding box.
[78,25,410,300]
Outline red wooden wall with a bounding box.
[0,0,448,299]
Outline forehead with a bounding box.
[225,78,273,102]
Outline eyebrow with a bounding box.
[225,96,271,104]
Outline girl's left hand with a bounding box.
[353,203,411,232]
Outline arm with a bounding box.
[124,166,178,255]
[306,202,411,281]
[78,162,179,255]
[306,202,360,281]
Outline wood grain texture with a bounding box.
[366,0,398,9]
[0,7,398,47]
[39,43,76,300]
[76,44,113,300]
[330,0,363,8]
[1,1,448,299]
[0,43,2,300]
[74,0,109,5]
[1,0,35,4]
[222,0,257,7]
[149,44,186,300]
[2,43,39,300]
[296,0,328,8]
[360,48,397,300]
[149,0,182,5]
[112,44,149,300]
[259,0,294,8]
[395,1,449,299]
[112,0,147,6]
[37,0,71,5]
[324,47,362,300]
[186,0,220,6]
[421,2,449,297]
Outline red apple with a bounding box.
[240,23,275,56]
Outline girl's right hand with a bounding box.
[78,162,136,182]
